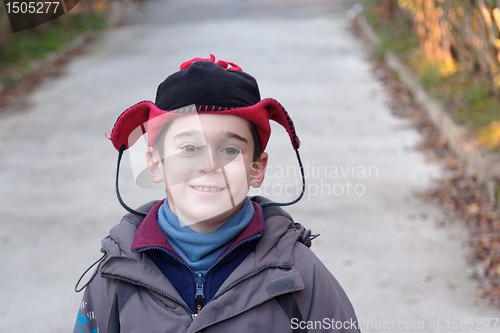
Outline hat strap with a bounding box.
[115,145,147,217]
[260,149,305,208]
[115,145,305,215]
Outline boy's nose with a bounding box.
[200,147,218,173]
[198,145,240,174]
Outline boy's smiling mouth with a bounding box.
[190,185,225,193]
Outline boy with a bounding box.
[74,55,360,332]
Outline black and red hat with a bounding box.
[109,55,305,216]
[109,54,300,152]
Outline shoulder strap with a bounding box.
[275,293,307,333]
[108,282,138,333]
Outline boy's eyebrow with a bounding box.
[220,131,249,144]
[172,130,201,140]
[173,129,249,143]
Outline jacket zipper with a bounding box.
[135,246,202,318]
[136,246,197,274]
[206,232,263,273]
[195,273,205,314]
[193,232,263,314]
[134,232,264,317]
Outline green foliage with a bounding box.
[363,0,418,57]
[456,97,500,129]
[362,0,500,151]
[464,85,491,105]
[0,13,106,67]
[375,38,390,60]
[1,75,18,87]
[496,184,500,205]
[420,64,443,88]
[397,0,418,15]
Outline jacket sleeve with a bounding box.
[293,244,361,332]
[73,265,116,333]
[74,286,100,333]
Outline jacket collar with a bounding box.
[130,199,174,252]
[131,199,265,257]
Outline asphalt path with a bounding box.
[1,0,499,332]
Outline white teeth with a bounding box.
[192,186,223,193]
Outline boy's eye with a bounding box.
[181,144,202,153]
[220,147,241,156]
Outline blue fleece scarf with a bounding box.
[158,198,254,275]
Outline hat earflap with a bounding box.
[110,101,155,151]
[265,100,301,150]
[264,107,305,208]
[110,101,157,217]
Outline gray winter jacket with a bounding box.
[74,197,360,332]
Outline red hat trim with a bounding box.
[109,98,300,152]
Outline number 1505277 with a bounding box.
[5,2,61,14]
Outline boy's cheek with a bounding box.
[224,167,251,198]
[162,163,196,186]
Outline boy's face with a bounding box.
[147,114,267,232]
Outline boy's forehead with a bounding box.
[163,113,253,139]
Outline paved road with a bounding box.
[1,0,499,332]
